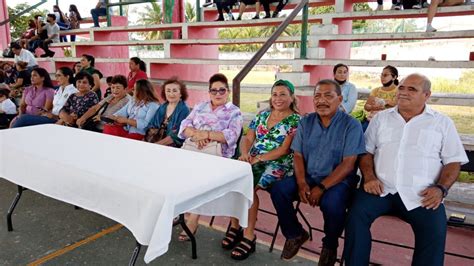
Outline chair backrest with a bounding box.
[231,129,244,160]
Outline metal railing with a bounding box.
[231,0,309,107]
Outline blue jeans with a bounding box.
[343,190,447,266]
[270,176,354,250]
[91,8,107,27]
[11,114,57,128]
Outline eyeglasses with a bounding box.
[209,87,227,95]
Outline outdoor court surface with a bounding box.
[1,178,473,265]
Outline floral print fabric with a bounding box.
[248,110,300,189]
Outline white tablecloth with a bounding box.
[0,125,253,263]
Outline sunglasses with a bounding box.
[209,87,227,95]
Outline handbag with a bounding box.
[181,138,222,157]
[82,102,109,130]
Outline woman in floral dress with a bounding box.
[223,79,300,260]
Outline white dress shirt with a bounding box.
[14,49,38,68]
[365,105,469,211]
[52,84,78,116]
[0,98,17,114]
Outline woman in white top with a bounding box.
[0,88,17,127]
[11,66,77,127]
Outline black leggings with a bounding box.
[261,0,288,16]
[377,0,401,5]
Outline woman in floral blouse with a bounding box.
[226,79,300,260]
[57,72,99,127]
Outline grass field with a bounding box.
[222,70,474,183]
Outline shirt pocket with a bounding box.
[416,129,442,154]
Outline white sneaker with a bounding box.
[426,24,437,32]
[376,4,383,11]
[422,2,430,7]
[412,4,422,8]
[391,4,402,10]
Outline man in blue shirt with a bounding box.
[270,79,365,265]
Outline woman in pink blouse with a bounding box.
[177,73,243,241]
[11,67,55,127]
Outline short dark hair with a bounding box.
[208,73,229,90]
[58,67,75,84]
[82,54,95,67]
[75,71,94,86]
[0,88,10,97]
[130,57,146,72]
[32,67,54,88]
[10,42,21,50]
[110,75,127,88]
[315,79,342,96]
[333,63,348,75]
[161,76,188,102]
[106,76,113,83]
[47,14,56,21]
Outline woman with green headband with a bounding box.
[223,79,300,260]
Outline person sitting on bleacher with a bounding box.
[215,0,237,21]
[375,0,402,10]
[271,79,365,265]
[362,65,398,131]
[333,63,358,114]
[177,73,243,241]
[91,0,107,28]
[11,67,77,127]
[236,0,263,20]
[80,54,103,99]
[9,62,31,92]
[10,68,55,128]
[225,80,300,260]
[0,88,17,128]
[77,75,131,132]
[127,57,148,94]
[261,0,288,18]
[26,15,46,54]
[103,79,159,140]
[425,0,464,32]
[343,73,469,266]
[145,77,190,147]
[56,71,98,128]
[38,14,60,58]
[19,20,37,48]
[11,42,37,71]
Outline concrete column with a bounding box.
[0,0,11,51]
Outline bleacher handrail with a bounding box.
[232,0,310,107]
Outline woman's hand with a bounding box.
[191,130,209,142]
[76,117,86,128]
[238,153,252,163]
[113,116,128,125]
[92,115,101,122]
[197,139,209,149]
[40,111,53,119]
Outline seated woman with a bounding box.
[333,63,357,114]
[146,77,190,147]
[127,57,148,94]
[80,54,103,99]
[103,79,159,140]
[11,67,55,128]
[177,73,243,241]
[12,67,77,127]
[226,80,300,260]
[77,74,131,132]
[0,88,17,128]
[57,71,99,127]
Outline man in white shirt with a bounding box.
[39,14,60,58]
[11,42,38,71]
[342,73,469,266]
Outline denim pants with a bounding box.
[11,114,57,128]
[91,8,107,27]
[343,190,447,266]
[270,175,354,250]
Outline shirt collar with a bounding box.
[392,104,435,117]
[316,109,342,128]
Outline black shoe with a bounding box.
[281,230,310,260]
[236,16,242,20]
[263,13,271,18]
[202,2,213,7]
[40,54,49,58]
[214,16,224,21]
[272,11,279,18]
[318,248,337,266]
[252,15,259,19]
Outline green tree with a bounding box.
[137,2,164,40]
[185,2,196,22]
[8,2,47,40]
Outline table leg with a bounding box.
[7,185,26,232]
[128,241,142,266]
[178,214,197,259]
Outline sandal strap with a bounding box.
[240,236,256,247]
[233,245,250,255]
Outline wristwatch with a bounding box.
[316,183,327,193]
[433,184,448,198]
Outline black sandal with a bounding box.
[230,236,256,260]
[221,226,243,250]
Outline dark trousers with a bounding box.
[216,0,234,18]
[91,7,107,27]
[11,114,56,128]
[377,0,400,5]
[270,176,353,250]
[261,0,288,16]
[39,39,54,55]
[343,190,447,266]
